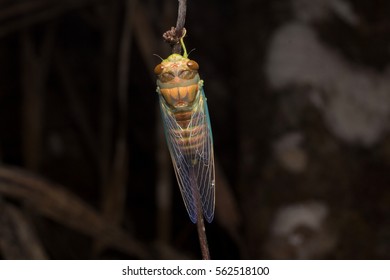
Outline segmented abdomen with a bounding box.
[172,110,206,156]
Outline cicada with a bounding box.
[154,36,215,223]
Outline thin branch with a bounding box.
[175,0,187,33]
[196,208,210,260]
[162,0,187,54]
[191,169,210,260]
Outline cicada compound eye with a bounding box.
[187,60,199,71]
[154,64,164,75]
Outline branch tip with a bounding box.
[162,0,187,54]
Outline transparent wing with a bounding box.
[159,88,215,223]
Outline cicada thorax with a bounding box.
[158,83,199,109]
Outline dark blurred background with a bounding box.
[0,0,389,259]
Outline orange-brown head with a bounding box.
[155,54,200,109]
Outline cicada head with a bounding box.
[155,54,201,109]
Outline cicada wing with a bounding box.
[190,88,215,223]
[159,96,198,223]
[158,88,215,223]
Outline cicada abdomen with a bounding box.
[155,47,215,223]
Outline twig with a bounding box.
[196,203,210,259]
[191,169,210,260]
[162,0,187,54]
[175,0,187,31]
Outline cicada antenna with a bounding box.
[187,48,196,57]
[153,54,164,61]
